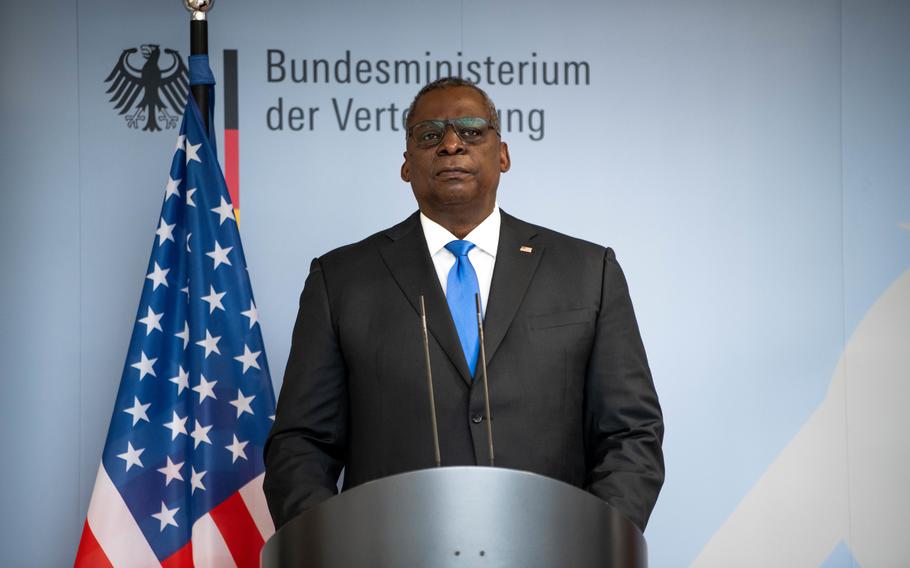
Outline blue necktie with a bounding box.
[445,240,481,377]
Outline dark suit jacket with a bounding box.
[264,211,664,531]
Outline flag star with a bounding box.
[181,283,189,296]
[162,411,188,440]
[234,344,262,374]
[196,329,221,358]
[229,389,256,418]
[201,285,226,314]
[155,218,176,246]
[122,396,151,426]
[185,139,201,164]
[225,435,249,464]
[190,467,207,494]
[130,351,157,380]
[241,300,259,329]
[269,414,276,421]
[137,306,164,336]
[146,262,170,290]
[151,502,180,531]
[169,365,189,394]
[211,196,236,225]
[186,188,197,207]
[190,420,213,448]
[175,321,190,350]
[192,374,218,404]
[117,442,144,471]
[206,241,233,270]
[175,134,185,152]
[164,176,182,200]
[157,457,184,486]
[186,232,192,252]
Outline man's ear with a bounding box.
[500,141,511,173]
[401,151,410,182]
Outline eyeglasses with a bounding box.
[407,117,500,149]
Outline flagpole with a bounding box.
[185,0,214,133]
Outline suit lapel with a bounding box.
[483,211,543,366]
[377,213,474,385]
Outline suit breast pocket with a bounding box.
[527,308,596,365]
[529,308,595,331]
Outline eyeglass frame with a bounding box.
[406,117,502,149]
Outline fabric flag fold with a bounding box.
[75,56,276,568]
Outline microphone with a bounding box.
[475,293,495,467]
[419,295,442,467]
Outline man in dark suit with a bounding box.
[264,77,664,532]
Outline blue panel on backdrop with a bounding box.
[820,541,861,568]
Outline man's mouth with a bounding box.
[435,167,472,179]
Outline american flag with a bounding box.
[75,60,276,567]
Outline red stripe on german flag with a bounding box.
[225,129,239,213]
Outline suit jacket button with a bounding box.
[471,414,483,424]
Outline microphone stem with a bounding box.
[420,296,442,467]
[476,293,495,467]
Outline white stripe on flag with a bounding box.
[192,513,238,568]
[86,464,161,567]
[238,473,276,541]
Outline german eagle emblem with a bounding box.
[105,45,189,132]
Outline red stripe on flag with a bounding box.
[161,540,194,568]
[74,521,114,568]
[210,492,265,568]
[225,129,240,212]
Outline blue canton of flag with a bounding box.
[77,57,276,567]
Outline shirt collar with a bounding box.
[420,205,501,258]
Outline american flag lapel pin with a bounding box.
[519,245,533,254]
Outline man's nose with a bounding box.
[436,125,466,155]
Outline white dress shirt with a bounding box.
[420,205,500,317]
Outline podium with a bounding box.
[261,467,647,567]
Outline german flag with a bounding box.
[223,49,240,222]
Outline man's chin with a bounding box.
[413,181,495,215]
[436,187,482,207]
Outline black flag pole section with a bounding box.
[185,0,214,133]
[190,18,209,133]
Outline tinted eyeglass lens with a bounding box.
[411,122,446,147]
[410,118,492,148]
[453,117,489,143]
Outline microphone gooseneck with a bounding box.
[419,295,442,467]
[475,293,495,467]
